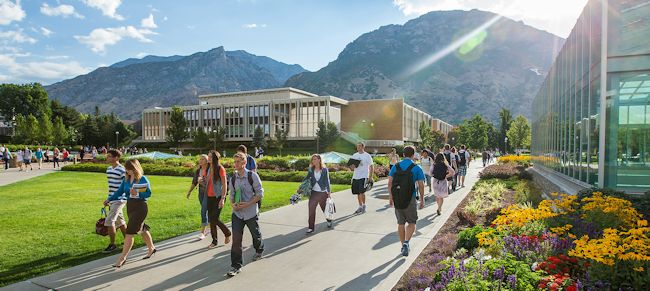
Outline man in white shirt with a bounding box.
[350,142,374,214]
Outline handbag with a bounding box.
[324,197,336,220]
[95,207,109,236]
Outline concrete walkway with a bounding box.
[5,162,484,291]
[0,167,59,186]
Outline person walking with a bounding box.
[52,148,60,169]
[16,149,23,171]
[236,145,257,172]
[35,147,43,169]
[92,146,98,161]
[102,149,127,253]
[482,150,488,167]
[227,152,264,277]
[186,154,211,240]
[23,147,33,171]
[105,159,156,268]
[442,145,456,193]
[450,147,460,192]
[300,154,333,234]
[457,145,471,188]
[388,146,425,257]
[388,148,399,169]
[62,148,69,166]
[419,149,433,195]
[205,150,232,249]
[350,142,374,214]
[431,153,456,216]
[2,147,11,171]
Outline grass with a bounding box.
[0,172,348,287]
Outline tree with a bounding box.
[12,114,28,144]
[431,130,446,152]
[457,114,489,151]
[486,123,499,150]
[211,126,227,151]
[51,99,82,129]
[325,121,340,150]
[273,128,289,156]
[447,128,460,148]
[52,116,68,145]
[499,108,513,153]
[80,116,100,146]
[252,126,266,148]
[506,115,532,150]
[26,114,39,144]
[192,128,210,150]
[38,114,53,145]
[418,121,434,149]
[166,106,189,147]
[0,83,51,121]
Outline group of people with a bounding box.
[0,144,71,171]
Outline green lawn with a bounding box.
[0,172,348,287]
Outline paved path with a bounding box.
[5,162,484,291]
[0,167,59,186]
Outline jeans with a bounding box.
[231,213,264,269]
[3,158,8,170]
[308,191,328,229]
[198,190,209,227]
[206,196,231,245]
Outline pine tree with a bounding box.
[166,106,189,147]
[38,114,53,145]
[52,117,68,146]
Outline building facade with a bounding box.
[141,88,450,151]
[531,0,650,193]
[431,118,454,137]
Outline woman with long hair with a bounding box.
[186,154,210,240]
[300,154,333,233]
[430,153,456,216]
[52,148,60,169]
[205,150,232,249]
[106,159,156,268]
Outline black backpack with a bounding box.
[458,151,467,166]
[391,163,416,209]
[444,152,452,165]
[432,163,448,181]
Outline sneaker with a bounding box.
[354,206,363,214]
[102,244,117,253]
[362,204,367,213]
[207,243,218,249]
[197,233,206,240]
[401,243,410,257]
[227,268,241,277]
[252,252,263,261]
[326,220,333,228]
[306,228,314,234]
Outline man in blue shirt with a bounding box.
[388,145,425,257]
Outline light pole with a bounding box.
[115,131,119,148]
[504,136,508,154]
[212,129,217,150]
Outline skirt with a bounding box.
[433,178,449,198]
[126,199,149,234]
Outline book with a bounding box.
[347,158,361,167]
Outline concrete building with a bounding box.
[141,87,451,152]
[531,0,650,194]
[431,118,454,137]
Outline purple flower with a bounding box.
[507,274,517,289]
[493,266,505,281]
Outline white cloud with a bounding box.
[141,13,157,28]
[74,26,157,53]
[392,0,588,37]
[0,0,26,25]
[136,52,147,58]
[0,53,91,83]
[0,29,36,43]
[40,26,53,37]
[40,3,84,19]
[243,23,266,29]
[82,0,124,20]
[44,55,69,60]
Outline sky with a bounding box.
[0,0,588,85]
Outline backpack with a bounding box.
[230,170,260,207]
[444,152,452,166]
[391,162,416,209]
[432,163,448,181]
[458,151,467,166]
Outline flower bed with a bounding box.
[499,155,532,167]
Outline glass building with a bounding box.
[532,0,650,193]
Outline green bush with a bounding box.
[457,225,488,251]
[513,180,543,206]
[291,157,312,171]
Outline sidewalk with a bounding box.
[5,162,484,291]
[0,167,59,187]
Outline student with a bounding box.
[187,154,210,240]
[35,147,43,169]
[102,150,127,253]
[227,152,264,277]
[52,148,60,169]
[457,145,471,187]
[419,149,433,194]
[350,142,374,214]
[23,147,33,171]
[2,147,11,171]
[105,159,156,268]
[300,154,332,234]
[237,145,257,172]
[62,148,69,166]
[16,149,23,171]
[388,146,425,257]
[388,148,399,169]
[205,150,232,249]
[431,153,456,216]
[450,147,460,192]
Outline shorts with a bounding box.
[424,174,432,187]
[104,200,127,227]
[351,178,367,194]
[23,159,31,164]
[395,198,418,225]
[458,166,467,176]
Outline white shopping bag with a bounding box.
[324,197,336,220]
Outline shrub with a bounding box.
[457,225,488,251]
[513,180,543,206]
[464,181,506,217]
[291,157,312,171]
[479,164,531,180]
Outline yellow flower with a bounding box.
[634,266,644,272]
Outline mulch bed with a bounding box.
[393,189,517,290]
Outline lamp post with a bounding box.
[115,131,119,148]
[504,136,508,154]
[212,129,217,150]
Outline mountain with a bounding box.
[285,9,564,124]
[45,47,308,119]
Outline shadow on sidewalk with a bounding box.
[371,213,438,251]
[336,255,406,291]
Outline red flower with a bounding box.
[569,258,578,264]
[562,267,569,273]
[567,285,577,291]
[548,263,557,270]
